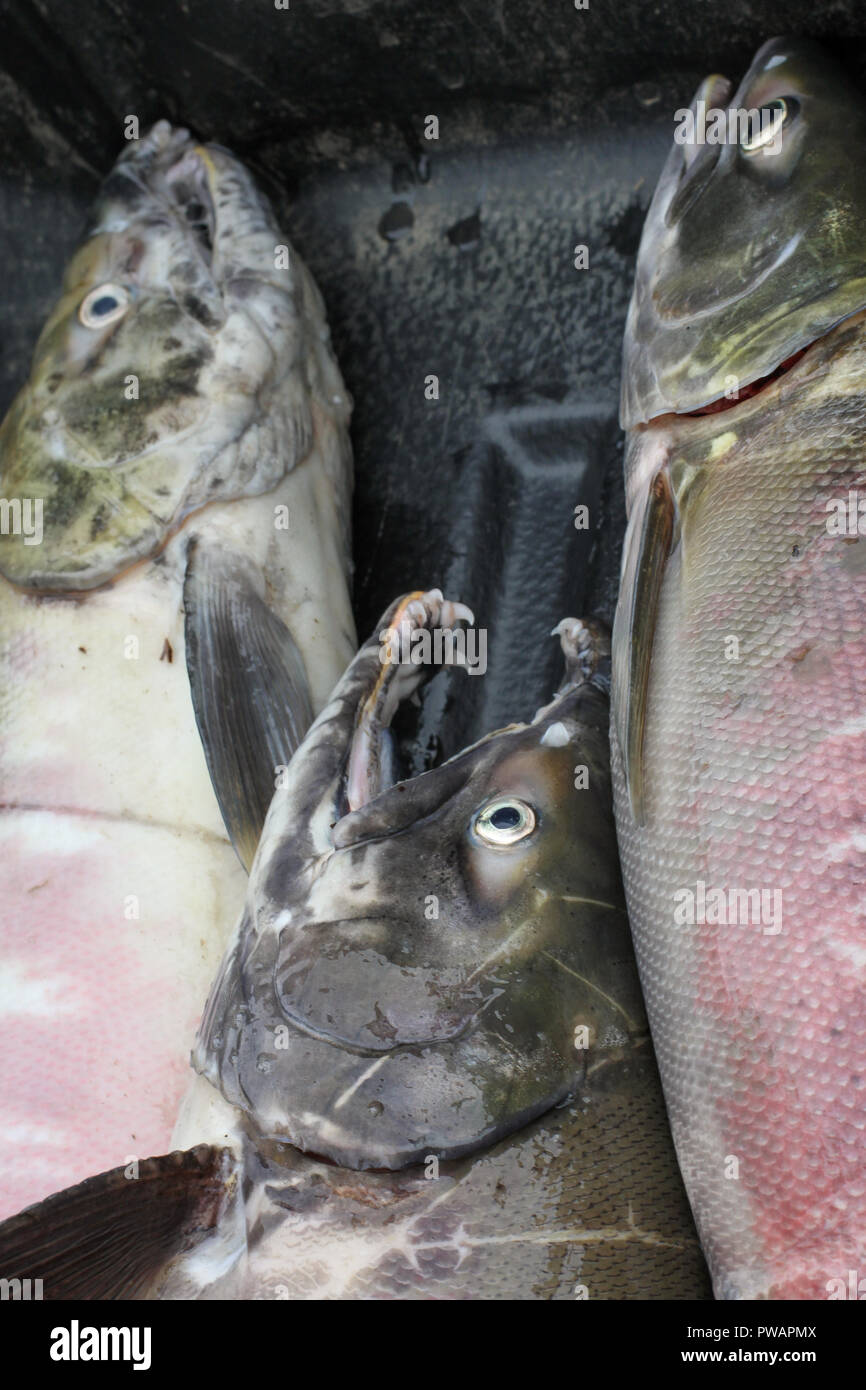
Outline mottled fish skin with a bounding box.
[0,121,351,590]
[0,122,355,1219]
[157,1067,708,1301]
[155,595,710,1300]
[612,38,866,1299]
[620,38,866,429]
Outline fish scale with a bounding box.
[160,1052,707,1300]
[0,122,355,1220]
[613,307,866,1301]
[612,36,866,1298]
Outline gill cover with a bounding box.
[194,596,640,1169]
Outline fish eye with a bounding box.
[472,796,537,847]
[79,283,130,329]
[741,97,798,153]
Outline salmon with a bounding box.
[0,120,355,1219]
[612,37,866,1299]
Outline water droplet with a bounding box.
[367,1100,384,1117]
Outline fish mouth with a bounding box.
[107,120,260,290]
[340,589,476,816]
[682,345,808,417]
[138,125,221,282]
[271,591,488,1054]
[92,120,218,273]
[163,146,217,266]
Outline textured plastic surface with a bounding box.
[2,1,866,767]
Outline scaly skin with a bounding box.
[612,311,866,1299]
[0,123,354,1217]
[156,599,710,1300]
[159,1061,709,1300]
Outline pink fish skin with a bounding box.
[613,311,866,1300]
[0,122,355,1219]
[613,36,866,1300]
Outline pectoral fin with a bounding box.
[184,542,315,871]
[612,470,674,824]
[0,1147,233,1300]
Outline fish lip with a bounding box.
[678,344,809,418]
[625,311,857,428]
[667,313,853,420]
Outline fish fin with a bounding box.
[612,470,674,824]
[184,542,315,871]
[0,1146,234,1300]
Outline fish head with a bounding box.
[0,120,339,589]
[195,597,639,1169]
[622,36,866,427]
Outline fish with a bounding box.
[0,120,355,1220]
[0,590,710,1299]
[611,36,866,1299]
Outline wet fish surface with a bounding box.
[0,121,355,1219]
[0,592,709,1299]
[612,37,866,1298]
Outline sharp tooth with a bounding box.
[405,599,427,626]
[445,600,474,625]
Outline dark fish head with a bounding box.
[622,37,866,427]
[0,121,342,590]
[194,594,641,1169]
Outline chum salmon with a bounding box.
[0,593,709,1299]
[0,120,355,1219]
[612,37,866,1298]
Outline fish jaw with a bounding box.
[193,601,637,1170]
[621,37,866,428]
[612,311,866,1298]
[0,121,350,591]
[160,1054,708,1301]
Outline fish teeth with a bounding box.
[412,589,474,630]
[551,617,584,642]
[444,600,475,626]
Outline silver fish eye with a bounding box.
[79,283,130,329]
[741,97,793,153]
[473,796,537,847]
